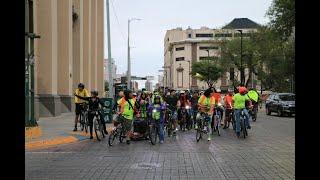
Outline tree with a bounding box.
[190,57,224,87]
[267,0,295,41]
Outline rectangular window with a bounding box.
[234,33,251,37]
[176,57,185,61]
[188,33,192,38]
[215,33,232,37]
[230,68,234,80]
[195,33,213,37]
[199,56,213,60]
[199,46,219,50]
[176,47,185,51]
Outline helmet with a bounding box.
[133,93,137,96]
[216,88,221,93]
[238,86,247,94]
[91,90,98,96]
[180,90,185,94]
[78,83,84,88]
[227,88,234,93]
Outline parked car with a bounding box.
[265,93,295,117]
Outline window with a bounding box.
[195,33,213,37]
[234,33,251,37]
[279,94,295,101]
[215,33,232,37]
[188,33,192,38]
[199,46,219,50]
[199,56,213,60]
[176,57,185,61]
[176,47,185,51]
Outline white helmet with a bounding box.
[216,88,221,93]
[180,90,185,94]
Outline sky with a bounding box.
[103,0,273,88]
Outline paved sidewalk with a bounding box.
[25,113,113,150]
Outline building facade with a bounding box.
[104,58,117,83]
[145,80,153,92]
[163,18,259,91]
[30,0,104,119]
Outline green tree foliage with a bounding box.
[190,57,223,87]
[267,0,295,40]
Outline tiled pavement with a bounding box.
[26,110,295,180]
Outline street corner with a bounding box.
[25,126,42,141]
[25,136,79,150]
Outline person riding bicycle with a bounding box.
[138,92,149,120]
[190,91,199,129]
[73,83,90,131]
[233,86,252,138]
[117,90,136,144]
[148,95,166,144]
[74,90,108,139]
[164,89,179,134]
[223,88,234,129]
[213,88,224,126]
[177,90,191,131]
[196,88,215,141]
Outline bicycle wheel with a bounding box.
[196,121,202,142]
[119,127,125,143]
[84,112,88,133]
[93,117,103,141]
[108,129,118,146]
[150,124,157,145]
[167,119,172,137]
[241,118,247,139]
[216,116,221,136]
[99,119,105,138]
[79,113,84,131]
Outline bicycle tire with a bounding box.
[196,121,202,142]
[99,119,105,138]
[108,130,118,146]
[150,124,157,145]
[119,127,125,143]
[79,113,84,131]
[84,112,88,133]
[93,117,103,141]
[241,118,247,139]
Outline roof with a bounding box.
[223,18,260,29]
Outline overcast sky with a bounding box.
[104,0,273,88]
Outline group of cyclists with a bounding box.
[73,82,261,144]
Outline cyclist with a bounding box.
[233,86,252,138]
[164,89,179,135]
[148,95,166,144]
[138,92,148,120]
[213,88,224,126]
[73,83,90,131]
[117,90,135,144]
[190,91,199,129]
[177,91,191,131]
[74,90,108,139]
[223,88,234,129]
[196,88,215,141]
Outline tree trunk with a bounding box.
[245,69,252,88]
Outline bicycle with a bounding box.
[91,109,105,141]
[164,108,174,137]
[108,116,126,146]
[196,112,211,142]
[239,109,248,138]
[212,107,222,136]
[79,103,89,133]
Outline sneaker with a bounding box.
[247,125,251,129]
[160,140,164,144]
[195,124,198,129]
[126,140,131,144]
[207,134,212,141]
[89,136,93,139]
[104,130,109,135]
[73,127,77,131]
[236,132,240,138]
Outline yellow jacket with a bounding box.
[74,89,90,104]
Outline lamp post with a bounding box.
[202,49,211,88]
[127,18,141,90]
[237,29,244,86]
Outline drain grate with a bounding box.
[130,162,161,169]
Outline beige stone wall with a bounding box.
[33,0,104,117]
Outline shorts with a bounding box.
[117,115,133,132]
[75,103,84,115]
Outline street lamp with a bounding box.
[201,49,211,88]
[127,18,141,90]
[236,29,244,86]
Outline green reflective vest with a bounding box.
[122,99,135,120]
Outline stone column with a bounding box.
[90,0,97,91]
[36,0,61,117]
[82,0,91,91]
[97,0,104,96]
[57,0,73,113]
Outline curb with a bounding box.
[25,126,114,150]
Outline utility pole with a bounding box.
[106,0,113,98]
[237,30,244,86]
